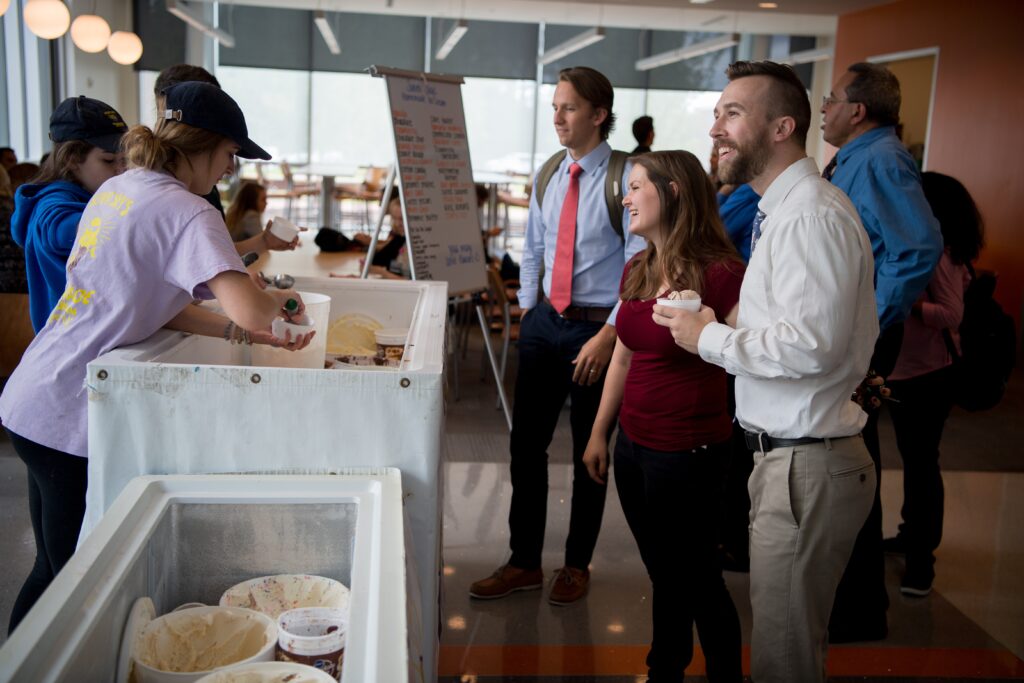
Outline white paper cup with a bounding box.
[268,217,300,242]
[656,297,701,312]
[251,292,331,370]
[133,606,277,683]
[195,662,337,683]
[271,315,315,342]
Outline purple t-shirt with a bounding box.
[0,169,245,457]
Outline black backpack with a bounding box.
[943,265,1017,411]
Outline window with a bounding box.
[309,71,393,170]
[217,66,311,165]
[462,77,536,175]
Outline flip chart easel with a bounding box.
[367,65,511,429]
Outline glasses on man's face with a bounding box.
[822,95,853,107]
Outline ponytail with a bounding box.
[121,120,226,177]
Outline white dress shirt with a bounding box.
[698,157,879,438]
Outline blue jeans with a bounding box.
[508,301,610,570]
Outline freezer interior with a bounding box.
[0,474,407,683]
[124,277,434,370]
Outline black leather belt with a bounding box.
[544,298,613,322]
[744,431,856,453]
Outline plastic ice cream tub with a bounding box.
[133,606,277,683]
[373,328,408,366]
[251,292,331,369]
[276,608,347,681]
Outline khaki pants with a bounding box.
[748,435,875,683]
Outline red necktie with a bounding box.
[549,162,582,314]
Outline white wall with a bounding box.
[66,0,140,125]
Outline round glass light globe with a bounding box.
[70,14,111,53]
[0,0,12,18]
[107,31,143,65]
[23,0,71,40]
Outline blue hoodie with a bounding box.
[11,180,92,331]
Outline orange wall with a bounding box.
[834,0,1024,328]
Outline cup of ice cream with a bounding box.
[219,575,350,621]
[271,314,315,342]
[276,608,347,682]
[656,289,702,312]
[194,662,337,683]
[374,328,408,366]
[133,606,277,683]
[268,217,300,243]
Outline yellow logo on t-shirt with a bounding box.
[48,284,97,327]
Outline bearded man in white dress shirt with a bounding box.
[653,60,879,683]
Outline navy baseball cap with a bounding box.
[160,81,271,160]
[49,96,127,153]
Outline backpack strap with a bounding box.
[534,148,627,242]
[604,150,628,241]
[533,150,567,211]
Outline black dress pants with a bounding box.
[508,301,610,570]
[6,429,88,635]
[888,366,954,576]
[830,322,903,641]
[614,430,742,683]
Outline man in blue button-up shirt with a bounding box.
[822,61,943,644]
[469,67,644,606]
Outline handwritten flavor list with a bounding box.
[387,77,486,294]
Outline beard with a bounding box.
[715,133,772,185]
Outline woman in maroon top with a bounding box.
[583,151,744,682]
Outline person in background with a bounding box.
[225,181,268,241]
[341,188,408,280]
[6,163,40,193]
[654,60,878,683]
[1,147,17,171]
[821,61,943,643]
[0,82,313,635]
[11,96,127,332]
[469,66,645,606]
[631,115,654,154]
[884,172,983,597]
[583,150,744,682]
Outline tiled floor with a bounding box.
[1,331,1022,681]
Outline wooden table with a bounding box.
[252,236,364,280]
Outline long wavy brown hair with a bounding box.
[621,150,742,301]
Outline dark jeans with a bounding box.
[720,376,752,566]
[508,301,610,570]
[5,429,88,635]
[614,429,742,683]
[830,322,902,639]
[888,365,954,574]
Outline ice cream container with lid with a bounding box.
[275,608,347,681]
[373,328,408,366]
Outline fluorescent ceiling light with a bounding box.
[635,32,739,71]
[435,19,468,61]
[166,0,234,48]
[314,10,341,55]
[538,26,605,65]
[778,46,833,65]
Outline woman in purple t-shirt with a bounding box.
[0,82,313,633]
[583,151,745,682]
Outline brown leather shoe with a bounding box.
[548,566,589,605]
[469,564,543,599]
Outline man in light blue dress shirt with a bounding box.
[469,67,644,606]
[822,61,943,643]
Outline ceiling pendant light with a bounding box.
[23,0,71,40]
[107,30,143,65]
[0,0,11,18]
[70,13,111,52]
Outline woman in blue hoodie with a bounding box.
[12,96,127,331]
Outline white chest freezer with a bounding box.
[81,278,447,682]
[0,472,407,682]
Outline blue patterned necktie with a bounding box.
[750,210,766,256]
